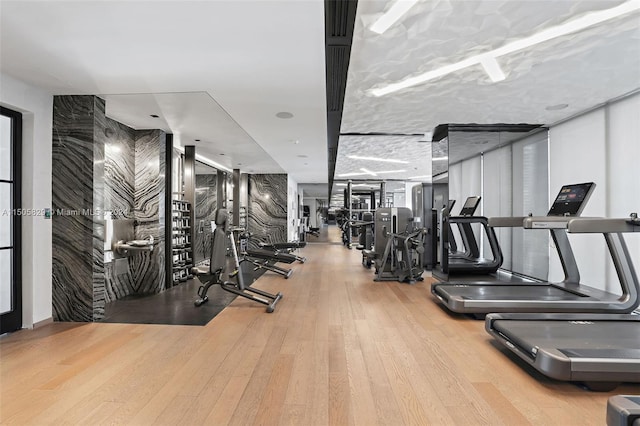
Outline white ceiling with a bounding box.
[0,0,327,182]
[343,0,640,133]
[334,134,431,181]
[103,92,282,173]
[1,0,639,202]
[334,0,639,200]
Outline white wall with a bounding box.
[483,147,513,270]
[304,197,318,228]
[286,175,299,241]
[511,132,550,279]
[0,73,53,327]
[549,92,640,293]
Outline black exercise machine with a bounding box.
[258,241,307,263]
[363,207,427,284]
[240,247,296,279]
[192,209,283,312]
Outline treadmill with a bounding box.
[485,216,640,391]
[607,395,640,425]
[432,182,639,315]
[447,196,503,274]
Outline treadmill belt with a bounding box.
[439,284,589,301]
[492,320,640,353]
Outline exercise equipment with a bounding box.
[234,232,297,278]
[443,196,504,275]
[607,395,640,425]
[258,241,307,263]
[411,183,435,270]
[354,212,375,267]
[241,248,296,279]
[430,182,640,315]
[363,207,427,284]
[484,215,640,391]
[192,209,283,312]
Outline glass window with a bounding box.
[0,115,11,181]
[0,249,11,314]
[0,182,11,247]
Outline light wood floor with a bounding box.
[1,226,637,425]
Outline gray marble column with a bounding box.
[52,95,106,321]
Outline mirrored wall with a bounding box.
[432,124,549,282]
[194,161,224,265]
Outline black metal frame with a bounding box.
[0,106,22,334]
[193,226,283,313]
[164,134,173,290]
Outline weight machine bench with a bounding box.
[258,241,307,263]
[242,248,296,279]
[192,209,283,313]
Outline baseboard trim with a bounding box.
[32,317,54,329]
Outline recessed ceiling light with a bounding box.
[545,103,569,111]
[370,1,640,96]
[370,0,420,34]
[297,154,308,158]
[150,114,159,118]
[276,112,294,119]
[348,155,409,164]
[433,156,448,161]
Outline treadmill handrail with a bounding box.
[567,217,640,234]
[523,216,600,229]
[488,216,527,227]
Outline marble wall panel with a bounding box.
[52,95,104,321]
[194,174,217,264]
[131,130,166,294]
[103,118,136,304]
[247,174,287,247]
[104,117,135,219]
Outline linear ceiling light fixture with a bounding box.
[370,0,640,96]
[337,171,369,177]
[348,155,409,164]
[432,156,448,161]
[370,0,420,34]
[361,168,378,176]
[479,56,506,82]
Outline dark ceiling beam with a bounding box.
[324,0,358,199]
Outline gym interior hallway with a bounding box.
[1,226,634,425]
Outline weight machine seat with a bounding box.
[191,264,211,276]
[245,248,297,264]
[259,242,307,250]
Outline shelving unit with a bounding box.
[171,199,193,284]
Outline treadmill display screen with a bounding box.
[459,196,481,216]
[547,182,595,216]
